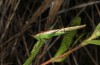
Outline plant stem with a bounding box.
[41,43,84,65]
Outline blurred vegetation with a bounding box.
[0,0,100,65]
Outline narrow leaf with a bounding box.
[53,17,81,62]
[85,40,100,45]
[88,23,100,40]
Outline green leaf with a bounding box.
[23,41,44,65]
[85,40,100,45]
[81,23,100,46]
[53,17,81,62]
[88,23,100,40]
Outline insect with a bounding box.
[34,25,86,40]
[23,17,86,65]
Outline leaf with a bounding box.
[81,23,100,46]
[23,41,44,65]
[85,40,100,45]
[88,23,100,40]
[52,17,81,62]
